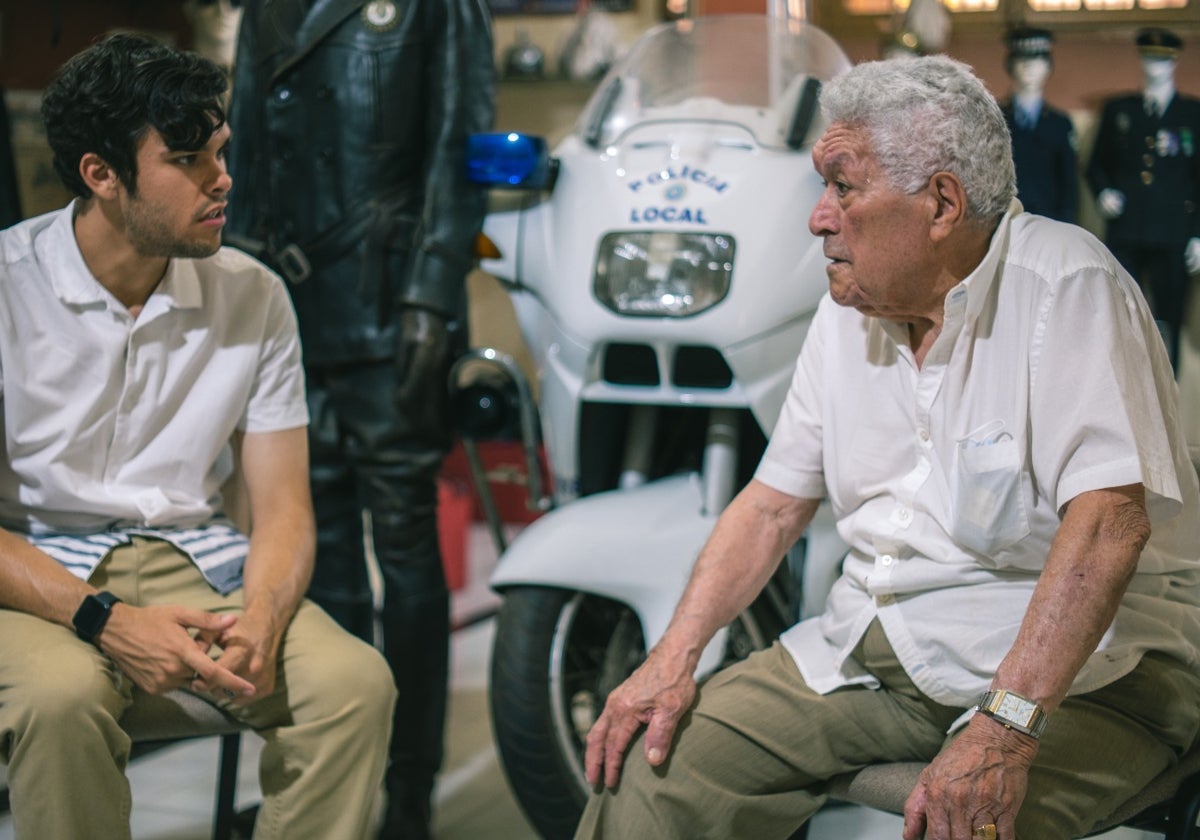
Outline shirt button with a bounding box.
[275,86,292,102]
[896,508,912,523]
[880,554,894,566]
[918,428,930,442]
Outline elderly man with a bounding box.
[577,56,1200,840]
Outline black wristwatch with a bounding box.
[72,590,122,646]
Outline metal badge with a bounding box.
[362,0,400,32]
[1156,129,1180,158]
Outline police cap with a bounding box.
[1136,27,1182,59]
[1006,27,1054,61]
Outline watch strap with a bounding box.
[976,688,1049,739]
[72,590,122,645]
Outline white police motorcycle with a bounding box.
[462,15,852,839]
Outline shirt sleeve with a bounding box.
[239,276,308,433]
[400,0,496,316]
[753,294,831,500]
[1030,261,1184,522]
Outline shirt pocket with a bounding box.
[951,421,1030,556]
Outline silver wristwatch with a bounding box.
[976,689,1049,739]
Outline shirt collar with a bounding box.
[874,199,1019,352]
[947,198,1020,331]
[1013,94,1042,124]
[1144,85,1174,116]
[38,200,203,313]
[38,201,104,306]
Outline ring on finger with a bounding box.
[973,825,998,840]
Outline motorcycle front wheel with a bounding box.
[489,585,781,840]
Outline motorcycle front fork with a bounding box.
[619,403,802,627]
[618,404,741,517]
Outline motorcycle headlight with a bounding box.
[593,231,735,317]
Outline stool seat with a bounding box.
[823,741,1200,838]
[124,689,250,840]
[122,688,244,742]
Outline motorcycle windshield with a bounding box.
[576,15,852,151]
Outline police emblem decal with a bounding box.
[363,0,400,31]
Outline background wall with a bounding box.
[0,1,1196,440]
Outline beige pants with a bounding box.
[576,621,1200,840]
[0,538,397,840]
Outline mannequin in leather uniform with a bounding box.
[1000,27,1078,224]
[225,1,495,836]
[1086,27,1200,371]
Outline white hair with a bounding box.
[819,55,1016,223]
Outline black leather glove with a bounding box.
[395,306,453,439]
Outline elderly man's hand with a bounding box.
[583,643,699,789]
[901,714,1038,840]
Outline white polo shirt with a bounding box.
[756,201,1200,707]
[0,203,308,591]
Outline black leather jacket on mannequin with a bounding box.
[226,0,495,364]
[225,3,495,836]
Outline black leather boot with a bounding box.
[369,471,449,840]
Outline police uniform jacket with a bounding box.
[226,0,495,364]
[1002,100,1079,224]
[1085,92,1200,248]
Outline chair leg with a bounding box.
[213,733,241,840]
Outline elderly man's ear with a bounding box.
[926,171,969,242]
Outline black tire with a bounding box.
[489,585,784,840]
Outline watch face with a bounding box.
[996,692,1034,726]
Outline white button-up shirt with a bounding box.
[756,202,1200,707]
[0,204,308,588]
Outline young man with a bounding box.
[0,33,396,839]
[578,56,1200,840]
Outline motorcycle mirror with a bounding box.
[786,77,823,150]
[465,132,557,190]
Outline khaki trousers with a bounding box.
[0,538,397,840]
[576,621,1200,840]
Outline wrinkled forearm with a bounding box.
[990,484,1150,713]
[657,480,819,669]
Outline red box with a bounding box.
[437,440,548,591]
[436,477,473,591]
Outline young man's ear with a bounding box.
[78,152,121,200]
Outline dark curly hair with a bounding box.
[40,32,228,199]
